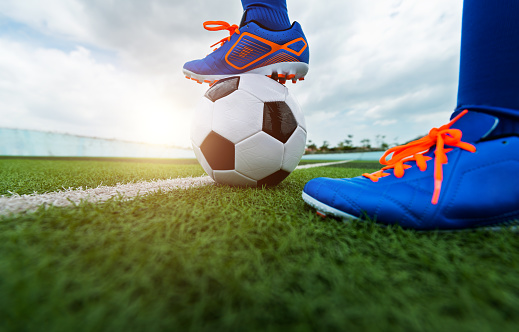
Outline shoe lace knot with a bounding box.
[203,21,240,49]
[363,109,476,205]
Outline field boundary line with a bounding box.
[296,160,352,169]
[1,160,353,216]
[0,176,214,216]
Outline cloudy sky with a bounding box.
[0,0,463,148]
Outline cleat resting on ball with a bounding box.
[183,20,309,85]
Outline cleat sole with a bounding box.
[183,62,308,85]
[303,192,519,232]
[316,211,327,218]
[302,192,361,222]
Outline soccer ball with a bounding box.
[191,74,307,187]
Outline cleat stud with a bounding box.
[316,211,327,218]
[299,77,305,81]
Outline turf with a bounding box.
[1,159,519,331]
[0,158,205,196]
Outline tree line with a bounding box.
[305,135,392,154]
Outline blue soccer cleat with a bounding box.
[302,110,519,231]
[183,20,309,85]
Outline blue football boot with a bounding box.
[183,20,309,85]
[302,110,519,231]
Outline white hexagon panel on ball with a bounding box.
[282,126,307,173]
[191,97,214,147]
[212,90,264,144]
[237,74,287,103]
[235,131,284,181]
[192,143,213,178]
[213,170,257,187]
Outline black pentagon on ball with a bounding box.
[257,169,291,187]
[262,101,298,143]
[204,76,240,102]
[200,131,235,170]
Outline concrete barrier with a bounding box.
[0,128,195,158]
[301,151,385,161]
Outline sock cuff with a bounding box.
[241,5,291,30]
[241,0,288,13]
[455,105,519,121]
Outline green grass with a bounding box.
[0,158,204,196]
[1,158,519,331]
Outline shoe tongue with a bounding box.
[449,110,499,142]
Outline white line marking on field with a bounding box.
[0,176,214,216]
[0,160,353,216]
[296,160,352,169]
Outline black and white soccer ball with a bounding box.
[191,74,307,187]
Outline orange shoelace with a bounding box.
[363,110,476,205]
[203,21,240,49]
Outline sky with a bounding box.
[0,0,464,148]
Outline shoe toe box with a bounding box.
[183,50,232,76]
[183,59,208,75]
[303,177,367,219]
[304,175,435,229]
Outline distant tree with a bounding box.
[336,135,354,151]
[319,140,330,152]
[360,138,371,149]
[391,136,400,147]
[375,135,387,149]
[374,134,390,150]
[306,140,317,151]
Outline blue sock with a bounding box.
[456,0,519,136]
[240,0,291,30]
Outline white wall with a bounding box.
[0,128,195,158]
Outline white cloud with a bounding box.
[0,0,464,148]
[289,0,462,146]
[0,38,193,146]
